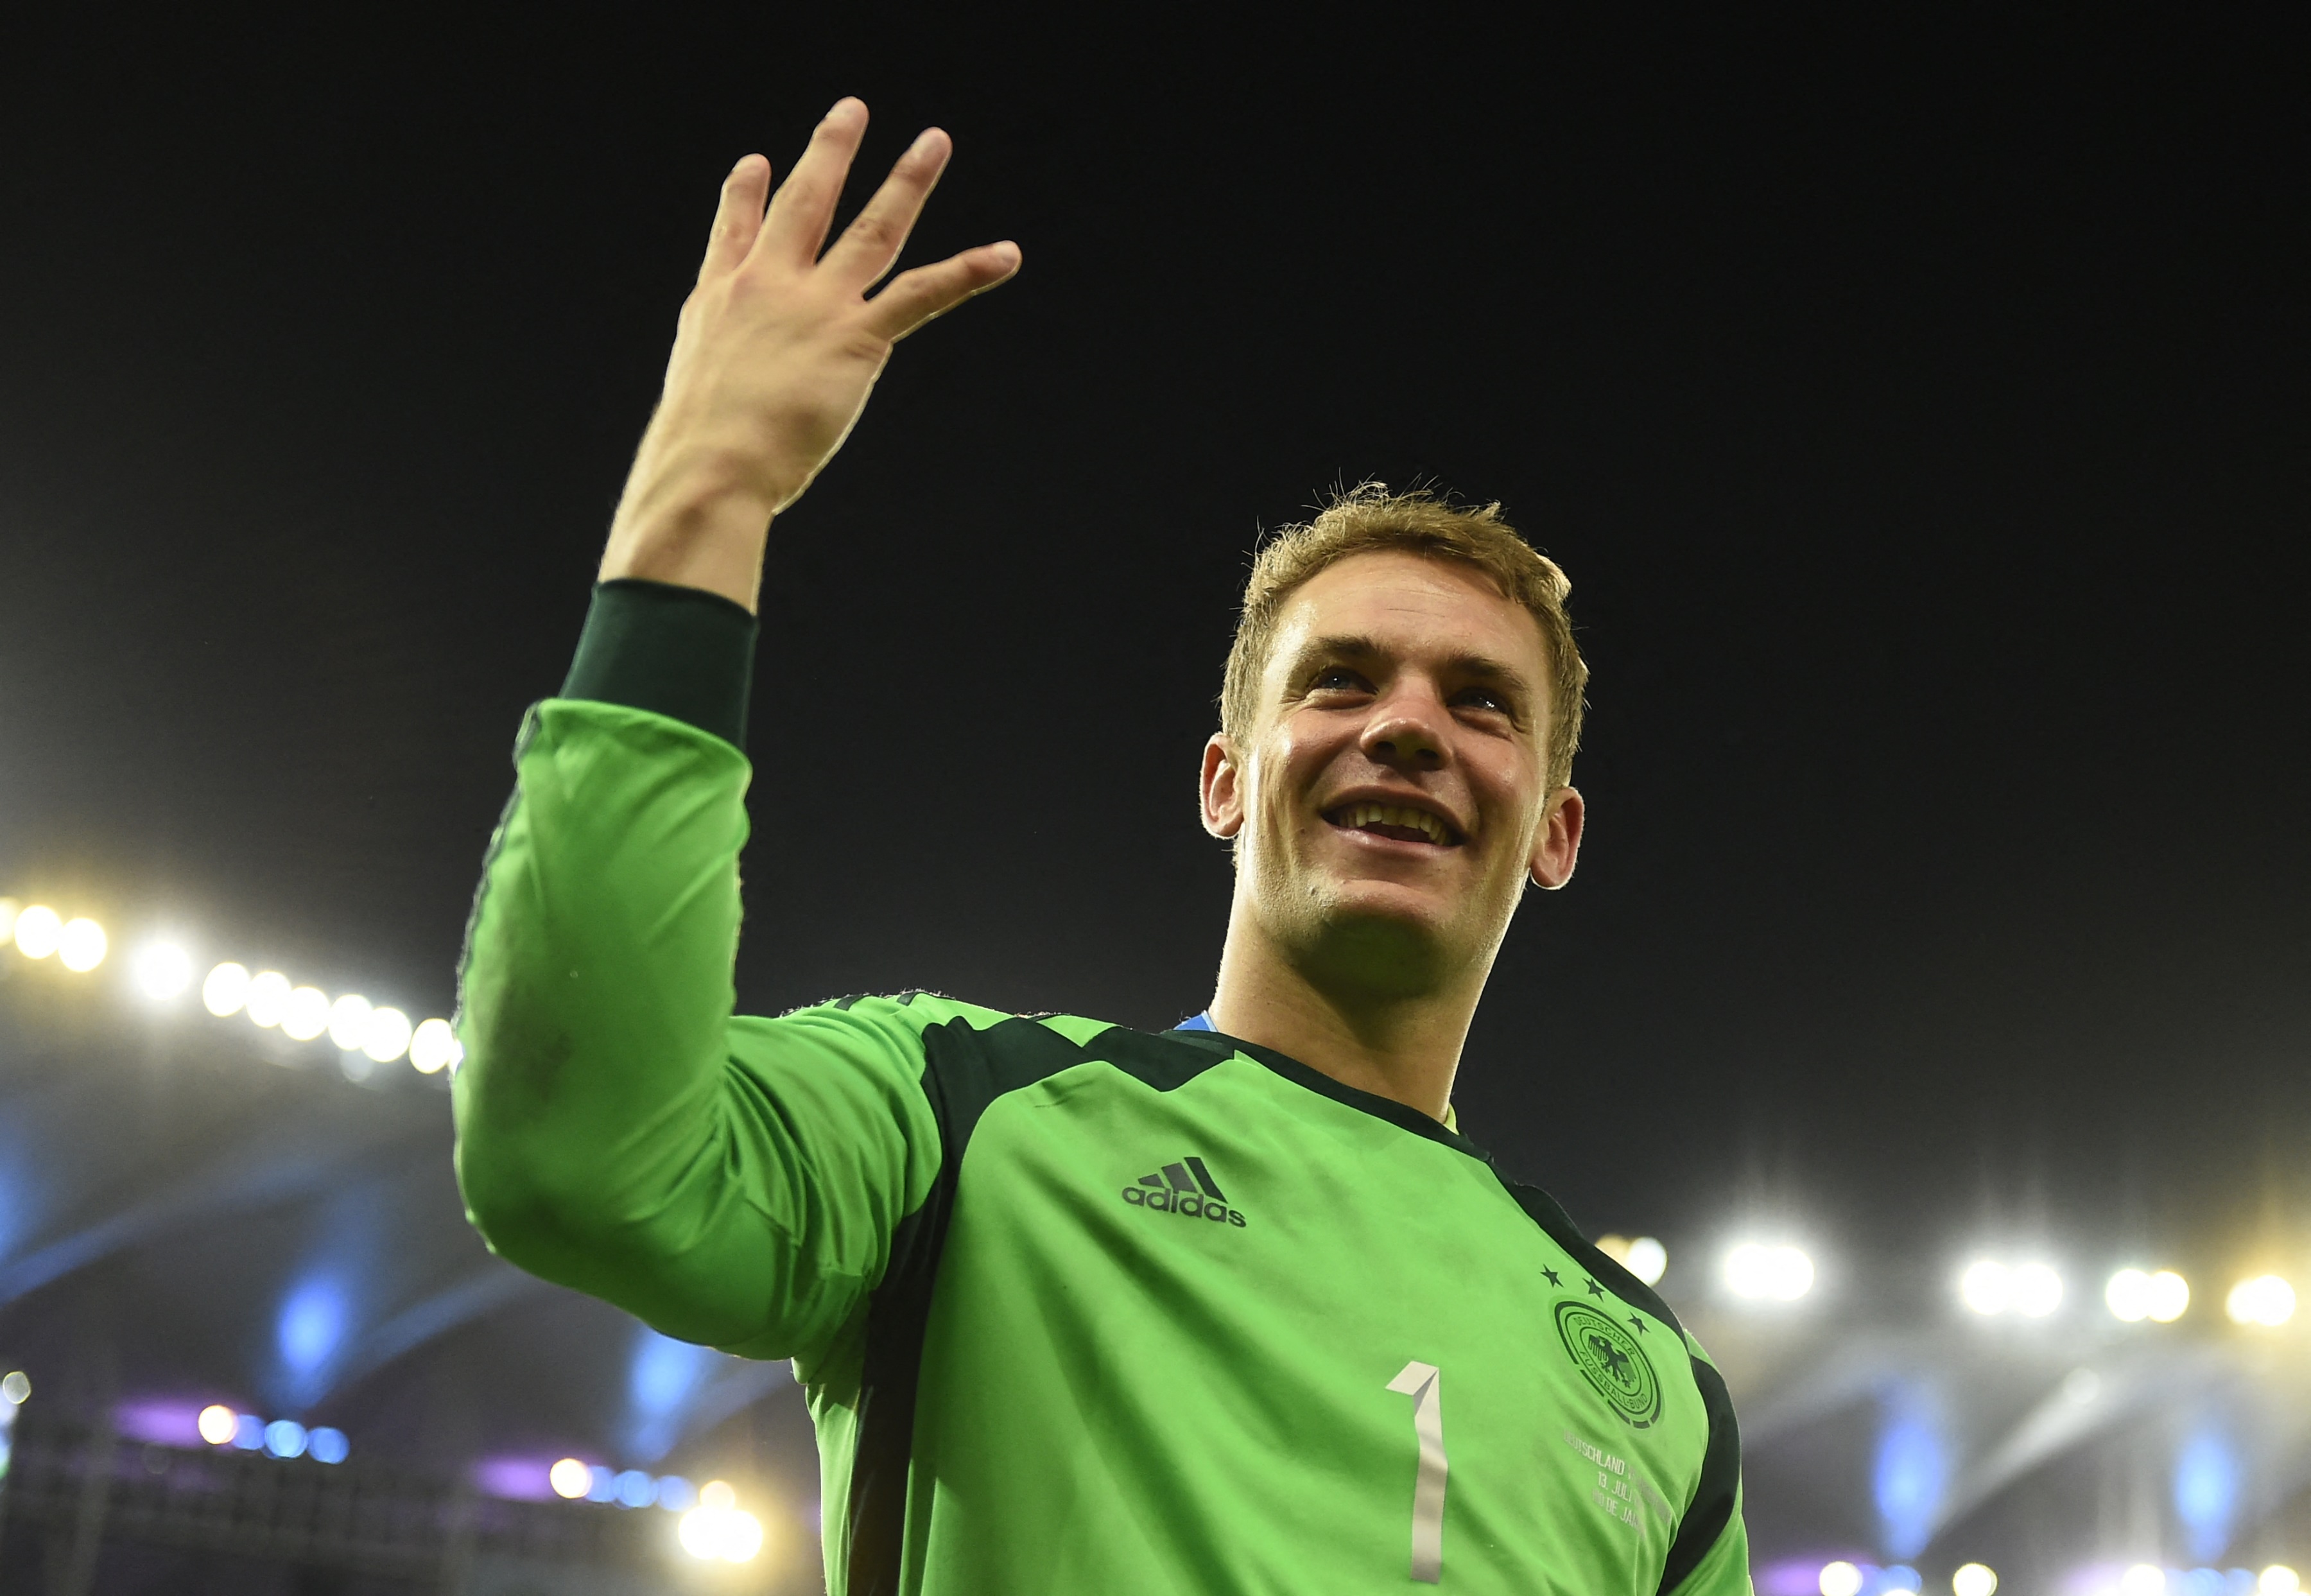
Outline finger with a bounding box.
[757,97,869,267]
[819,126,952,290]
[697,155,772,286]
[860,241,1022,342]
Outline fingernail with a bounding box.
[991,241,1021,266]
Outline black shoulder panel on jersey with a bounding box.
[845,1019,1226,1596]
[1656,1353,1741,1594]
[1496,1178,1688,1340]
[1170,1027,1493,1159]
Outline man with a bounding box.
[453,98,1749,1594]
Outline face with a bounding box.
[1200,551,1584,999]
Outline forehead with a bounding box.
[1264,550,1550,682]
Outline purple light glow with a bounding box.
[473,1456,559,1502]
[112,1400,209,1448]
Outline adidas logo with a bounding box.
[1120,1156,1248,1227]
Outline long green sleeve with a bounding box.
[451,695,941,1361]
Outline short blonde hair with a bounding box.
[1220,485,1588,788]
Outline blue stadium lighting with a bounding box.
[587,1463,618,1503]
[614,1468,657,1508]
[1873,1398,1946,1560]
[233,1412,265,1450]
[627,1326,714,1460]
[307,1426,349,1464]
[2174,1427,2242,1562]
[264,1419,309,1458]
[277,1276,349,1402]
[656,1474,698,1512]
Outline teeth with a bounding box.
[1342,802,1449,844]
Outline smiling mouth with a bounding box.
[1323,802,1462,847]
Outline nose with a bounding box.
[1358,684,1450,773]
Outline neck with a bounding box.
[1203,914,1487,1123]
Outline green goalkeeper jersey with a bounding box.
[451,582,1749,1596]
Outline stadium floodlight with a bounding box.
[410,1017,462,1074]
[2,1371,29,1405]
[264,1419,309,1458]
[2120,1565,2166,1596]
[307,1427,348,1464]
[2262,1566,2302,1596]
[1724,1242,1813,1301]
[245,971,291,1028]
[132,942,194,1000]
[327,993,374,1051]
[281,986,331,1041]
[1953,1562,1998,1596]
[1960,1260,2011,1315]
[2145,1271,2190,1321]
[362,1006,413,1064]
[57,918,107,972]
[1819,1561,1863,1596]
[2227,1274,2296,1327]
[1624,1236,1668,1285]
[13,905,63,960]
[203,962,252,1016]
[2011,1262,2062,1317]
[197,1404,236,1445]
[550,1457,592,1499]
[679,1494,766,1563]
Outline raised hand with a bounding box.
[600,98,1020,609]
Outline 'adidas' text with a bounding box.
[1121,1156,1248,1228]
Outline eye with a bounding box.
[1455,686,1510,714]
[1308,666,1369,694]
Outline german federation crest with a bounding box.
[1554,1299,1661,1428]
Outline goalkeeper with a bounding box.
[453,98,1750,1595]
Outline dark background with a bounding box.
[0,0,2303,1502]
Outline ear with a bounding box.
[1528,786,1584,890]
[1200,735,1245,840]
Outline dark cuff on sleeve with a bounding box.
[560,578,758,750]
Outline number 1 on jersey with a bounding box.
[1387,1360,1446,1583]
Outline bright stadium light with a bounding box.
[362,1006,413,1064]
[132,942,195,1000]
[58,918,107,972]
[679,1495,766,1563]
[203,962,252,1016]
[2147,1271,2190,1322]
[2011,1262,2063,1317]
[550,1457,592,1499]
[13,905,63,960]
[2107,1268,2153,1321]
[307,1427,348,1464]
[2262,1566,2302,1595]
[1960,1260,2011,1314]
[264,1419,309,1458]
[281,986,331,1041]
[327,993,374,1051]
[410,1017,462,1074]
[2120,1565,2166,1596]
[1595,1233,1666,1284]
[2227,1274,2296,1327]
[1725,1242,1813,1301]
[2,1371,30,1404]
[198,1405,238,1445]
[1953,1562,1998,1596]
[1819,1562,1863,1596]
[245,971,291,1028]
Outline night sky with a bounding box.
[2,8,2305,1321]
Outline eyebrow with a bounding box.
[1293,633,1540,704]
